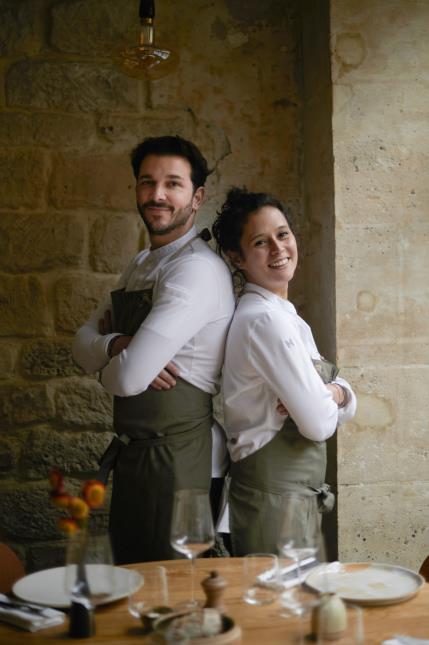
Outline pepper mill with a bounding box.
[201,570,227,614]
[68,597,95,638]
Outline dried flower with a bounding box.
[58,517,79,535]
[50,491,72,509]
[49,469,64,493]
[82,480,106,509]
[69,496,90,521]
[49,469,106,534]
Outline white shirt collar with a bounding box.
[148,226,198,260]
[243,282,297,315]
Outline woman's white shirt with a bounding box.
[222,283,357,462]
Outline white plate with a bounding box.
[305,562,424,606]
[13,565,143,609]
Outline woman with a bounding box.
[212,188,356,556]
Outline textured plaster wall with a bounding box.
[0,0,303,570]
[331,0,429,569]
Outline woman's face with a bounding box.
[234,206,298,299]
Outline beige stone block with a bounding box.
[0,112,32,145]
[0,437,18,476]
[0,383,55,428]
[0,0,42,56]
[6,60,139,113]
[0,274,51,337]
[28,542,68,573]
[20,427,112,478]
[333,142,429,227]
[339,363,429,488]
[339,340,429,369]
[50,0,134,56]
[33,113,95,147]
[0,481,60,541]
[90,212,141,273]
[338,366,399,486]
[55,378,113,429]
[97,112,192,146]
[0,212,85,272]
[336,222,429,347]
[0,149,48,210]
[50,152,135,210]
[0,342,19,379]
[338,482,429,570]
[336,225,401,343]
[333,83,429,153]
[21,339,83,379]
[331,0,429,83]
[0,113,95,148]
[55,273,118,333]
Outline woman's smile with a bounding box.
[235,206,298,298]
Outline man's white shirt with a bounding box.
[72,226,235,476]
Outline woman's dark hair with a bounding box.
[212,186,293,257]
[130,135,210,191]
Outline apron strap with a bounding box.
[97,434,130,485]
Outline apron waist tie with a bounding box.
[97,423,210,484]
[310,483,335,513]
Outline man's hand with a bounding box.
[150,361,180,391]
[99,310,113,335]
[109,335,132,357]
[276,399,289,416]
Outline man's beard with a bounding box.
[137,200,194,236]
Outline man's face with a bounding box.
[136,154,204,248]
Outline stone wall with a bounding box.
[331,0,429,570]
[0,0,303,570]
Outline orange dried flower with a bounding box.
[49,469,64,493]
[49,469,106,534]
[69,496,90,521]
[82,480,106,509]
[50,491,72,509]
[58,517,79,535]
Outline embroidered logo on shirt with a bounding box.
[284,338,295,349]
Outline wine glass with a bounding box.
[277,494,325,641]
[65,530,115,606]
[170,489,215,608]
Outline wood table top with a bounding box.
[0,557,428,644]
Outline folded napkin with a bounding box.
[0,593,65,632]
[259,558,339,590]
[382,638,429,645]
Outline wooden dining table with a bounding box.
[0,557,428,644]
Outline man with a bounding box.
[72,136,235,564]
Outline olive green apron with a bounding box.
[229,359,338,556]
[104,235,212,564]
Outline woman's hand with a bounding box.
[150,361,180,390]
[276,399,289,416]
[326,383,348,408]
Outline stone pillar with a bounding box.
[330,0,429,569]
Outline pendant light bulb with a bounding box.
[118,0,178,81]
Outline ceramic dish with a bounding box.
[153,610,242,644]
[305,562,424,606]
[13,565,142,609]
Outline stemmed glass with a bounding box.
[277,494,325,642]
[65,530,115,637]
[170,488,215,608]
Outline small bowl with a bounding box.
[153,610,242,644]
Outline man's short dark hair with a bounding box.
[131,135,210,191]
